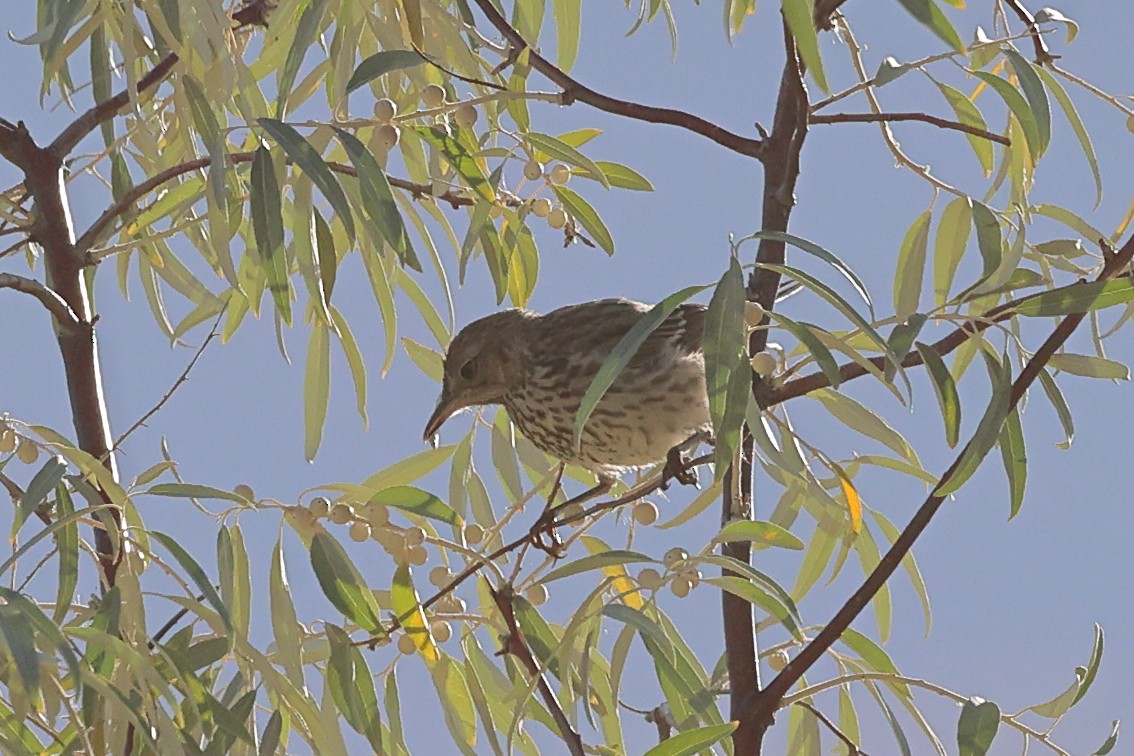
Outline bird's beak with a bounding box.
[423,391,461,441]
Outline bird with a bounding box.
[423,298,712,500]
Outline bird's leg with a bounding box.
[530,474,615,556]
[660,431,713,489]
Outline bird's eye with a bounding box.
[459,358,477,380]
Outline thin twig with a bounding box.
[1002,0,1056,64]
[467,0,765,159]
[810,111,1010,145]
[0,272,81,327]
[795,701,867,755]
[490,585,586,756]
[109,308,225,455]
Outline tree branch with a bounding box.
[0,272,80,327]
[467,0,765,159]
[490,585,586,756]
[1003,0,1056,64]
[809,111,1010,145]
[749,233,1134,724]
[795,701,866,755]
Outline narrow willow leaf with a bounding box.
[642,722,738,756]
[704,258,748,481]
[143,483,245,502]
[250,146,292,325]
[0,604,39,707]
[810,388,919,464]
[871,509,933,635]
[1092,720,1120,756]
[527,132,608,186]
[712,520,804,550]
[743,229,873,312]
[392,562,439,662]
[1034,203,1105,241]
[416,125,494,201]
[257,119,355,242]
[269,540,304,687]
[886,313,927,382]
[593,160,653,191]
[895,210,932,319]
[935,82,993,174]
[326,624,383,749]
[369,485,458,524]
[304,323,331,462]
[998,407,1027,519]
[335,128,420,270]
[276,0,328,116]
[1028,671,1083,719]
[957,698,1000,756]
[573,285,707,447]
[402,337,443,382]
[553,185,615,254]
[895,0,964,50]
[971,70,1042,159]
[152,531,233,634]
[490,409,523,502]
[832,463,864,534]
[970,201,1002,282]
[1036,66,1101,207]
[916,342,962,447]
[1047,353,1130,380]
[703,576,802,640]
[309,531,383,633]
[1003,48,1051,156]
[1038,368,1074,448]
[781,0,827,92]
[329,307,368,427]
[346,50,425,93]
[13,455,66,538]
[551,0,581,71]
[1016,279,1134,316]
[1073,623,1105,706]
[935,356,1011,496]
[53,484,78,623]
[537,550,654,584]
[771,313,841,388]
[430,655,477,748]
[581,536,645,609]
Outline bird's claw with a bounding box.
[529,511,566,557]
[662,447,698,489]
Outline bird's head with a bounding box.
[423,309,531,441]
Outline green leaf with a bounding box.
[1093,720,1120,756]
[1003,48,1051,157]
[895,209,932,319]
[895,0,964,50]
[416,125,494,202]
[430,654,477,748]
[368,485,458,525]
[0,603,39,707]
[553,185,615,254]
[334,128,420,270]
[402,337,443,382]
[704,258,749,481]
[743,230,873,313]
[998,407,1026,518]
[1038,368,1074,449]
[275,0,327,116]
[53,484,78,624]
[573,285,707,447]
[970,201,1003,282]
[810,388,919,464]
[1036,65,1101,207]
[329,307,368,427]
[143,483,245,502]
[1028,671,1083,719]
[538,550,655,584]
[526,132,608,186]
[304,322,331,462]
[257,118,355,242]
[1074,623,1104,706]
[771,314,841,388]
[269,540,304,687]
[1016,280,1134,316]
[713,520,804,550]
[551,0,581,72]
[327,624,383,749]
[916,341,961,447]
[703,575,802,640]
[309,531,383,633]
[346,50,425,93]
[935,355,1011,496]
[971,70,1042,159]
[250,146,291,324]
[1047,353,1130,380]
[642,722,738,756]
[152,531,233,634]
[593,160,653,191]
[958,697,1000,756]
[392,564,440,662]
[781,0,827,92]
[935,82,993,174]
[13,455,66,538]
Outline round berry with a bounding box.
[376,124,400,150]
[453,104,478,129]
[525,584,549,606]
[465,523,484,545]
[407,544,428,565]
[429,565,452,588]
[421,84,446,108]
[329,502,354,525]
[548,164,571,185]
[530,197,552,218]
[372,98,396,122]
[430,620,452,643]
[233,484,255,502]
[16,439,38,464]
[749,351,777,378]
[670,576,692,598]
[744,301,766,328]
[523,160,544,181]
[362,502,389,527]
[662,547,689,568]
[547,208,568,229]
[632,501,659,526]
[637,567,663,590]
[0,429,15,453]
[767,648,790,671]
[404,526,426,546]
[308,496,330,518]
[349,520,371,542]
[372,527,403,553]
[397,633,417,655]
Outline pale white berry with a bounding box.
[429,565,452,588]
[453,104,478,129]
[376,124,400,150]
[406,544,428,565]
[670,575,693,598]
[547,208,568,229]
[767,648,790,671]
[488,203,503,219]
[749,351,777,378]
[548,164,571,185]
[308,496,330,518]
[233,484,255,502]
[523,160,544,181]
[744,301,766,327]
[372,526,403,553]
[465,523,484,545]
[404,526,426,546]
[681,567,703,587]
[372,98,396,122]
[16,439,38,464]
[349,520,371,542]
[445,595,468,614]
[525,584,549,606]
[329,503,354,525]
[632,501,659,526]
[530,197,552,217]
[421,84,446,108]
[430,620,452,643]
[362,502,389,527]
[397,633,417,655]
[0,429,15,453]
[662,547,689,568]
[637,567,663,590]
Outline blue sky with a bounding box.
[1,3,1131,753]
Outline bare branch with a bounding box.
[810,111,1010,145]
[1003,0,1057,64]
[467,0,765,159]
[795,701,867,755]
[0,272,80,327]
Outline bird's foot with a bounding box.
[661,446,698,490]
[529,508,566,557]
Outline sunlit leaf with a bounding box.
[346,51,425,93]
[310,531,383,633]
[958,697,1000,756]
[304,322,330,462]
